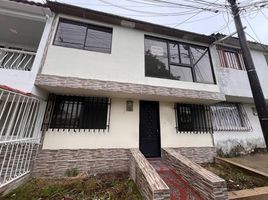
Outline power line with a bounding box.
[173,0,221,27]
[245,32,268,54]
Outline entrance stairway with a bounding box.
[148,158,204,200]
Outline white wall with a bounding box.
[252,50,268,98]
[0,15,53,99]
[215,47,268,101]
[42,98,139,149]
[213,103,266,154]
[40,14,221,95]
[160,102,214,148]
[42,99,214,149]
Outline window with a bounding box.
[54,18,112,53]
[217,46,246,70]
[210,103,251,131]
[43,95,111,131]
[145,36,215,84]
[175,104,213,133]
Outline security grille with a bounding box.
[0,87,46,188]
[175,103,251,133]
[42,95,111,132]
[211,103,252,131]
[0,47,35,71]
[175,104,213,134]
[217,46,246,70]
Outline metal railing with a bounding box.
[0,88,46,188]
[175,104,213,134]
[217,46,246,70]
[211,103,252,131]
[0,48,36,71]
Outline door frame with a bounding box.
[139,100,161,157]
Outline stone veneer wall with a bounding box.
[129,149,170,200]
[162,148,228,200]
[32,149,129,178]
[35,74,225,102]
[170,147,216,164]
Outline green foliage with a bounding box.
[1,172,142,200]
[65,167,79,177]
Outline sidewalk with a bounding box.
[227,152,268,175]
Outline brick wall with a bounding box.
[169,147,216,163]
[162,148,228,200]
[32,149,129,178]
[129,149,170,200]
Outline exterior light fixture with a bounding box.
[126,100,133,111]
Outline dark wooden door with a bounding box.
[139,101,161,157]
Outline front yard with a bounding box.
[202,162,268,191]
[2,172,142,200]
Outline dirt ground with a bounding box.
[227,152,268,174]
[202,162,268,191]
[1,172,142,200]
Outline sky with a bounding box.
[37,0,268,45]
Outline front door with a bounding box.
[139,101,161,157]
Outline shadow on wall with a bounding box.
[216,138,266,157]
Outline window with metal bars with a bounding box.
[217,46,246,70]
[175,104,213,134]
[210,103,251,131]
[42,95,111,131]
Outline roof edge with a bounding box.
[47,1,215,45]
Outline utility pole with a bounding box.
[228,0,268,150]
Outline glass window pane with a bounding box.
[170,65,193,82]
[169,43,179,64]
[54,20,87,49]
[85,25,112,53]
[145,37,169,79]
[180,44,190,65]
[190,46,214,84]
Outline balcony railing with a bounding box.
[0,87,46,188]
[0,48,36,71]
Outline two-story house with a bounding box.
[1,0,267,196]
[32,0,266,178]
[212,33,268,155]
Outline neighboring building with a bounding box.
[0,0,52,190]
[1,0,268,195]
[212,33,268,155]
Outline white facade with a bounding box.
[37,11,268,155]
[42,99,214,149]
[213,103,266,154]
[41,14,221,96]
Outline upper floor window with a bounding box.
[42,95,111,131]
[217,46,246,70]
[144,36,215,84]
[54,18,113,54]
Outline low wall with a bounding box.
[129,149,170,200]
[32,148,129,177]
[169,147,216,163]
[162,148,228,200]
